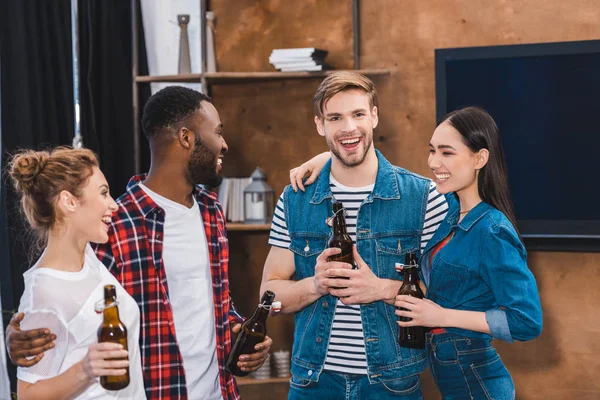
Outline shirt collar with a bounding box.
[125,175,217,218]
[310,149,401,204]
[447,200,493,231]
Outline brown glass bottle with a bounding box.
[226,290,275,377]
[398,253,426,349]
[327,201,354,288]
[97,285,130,390]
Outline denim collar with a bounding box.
[310,149,401,204]
[447,200,493,232]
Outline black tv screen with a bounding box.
[435,40,600,250]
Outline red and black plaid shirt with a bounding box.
[94,175,244,400]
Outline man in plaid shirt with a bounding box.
[6,86,272,399]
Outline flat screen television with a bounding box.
[435,40,600,251]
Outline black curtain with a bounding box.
[0,0,149,392]
[79,0,151,195]
[0,0,75,310]
[0,0,74,391]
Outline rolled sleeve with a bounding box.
[485,308,513,343]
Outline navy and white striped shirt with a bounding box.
[269,175,447,374]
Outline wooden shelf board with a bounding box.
[135,69,390,84]
[227,223,271,231]
[135,73,203,83]
[236,376,290,386]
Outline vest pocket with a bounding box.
[289,235,328,280]
[375,234,420,279]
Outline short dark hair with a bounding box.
[142,86,211,141]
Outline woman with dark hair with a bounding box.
[288,107,542,399]
[8,147,145,399]
[393,107,542,399]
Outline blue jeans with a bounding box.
[427,332,515,400]
[288,370,422,400]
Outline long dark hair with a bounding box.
[441,107,520,235]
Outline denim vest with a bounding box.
[283,150,431,383]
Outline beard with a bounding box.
[186,137,223,188]
[325,131,374,168]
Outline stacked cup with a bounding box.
[271,350,291,378]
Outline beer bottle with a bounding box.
[327,201,354,289]
[226,290,275,377]
[398,253,426,349]
[327,201,353,265]
[97,285,130,390]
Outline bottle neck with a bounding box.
[403,267,419,284]
[103,297,121,321]
[249,302,271,322]
[332,213,348,235]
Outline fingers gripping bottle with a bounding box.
[226,291,276,376]
[398,253,426,349]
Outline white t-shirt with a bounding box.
[0,286,11,400]
[17,245,145,399]
[139,184,222,400]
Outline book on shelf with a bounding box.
[270,48,328,58]
[269,48,330,72]
[268,54,328,64]
[218,177,252,223]
[279,64,329,72]
[270,60,323,69]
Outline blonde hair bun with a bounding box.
[9,150,50,195]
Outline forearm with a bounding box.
[262,277,323,314]
[18,361,92,400]
[442,309,491,335]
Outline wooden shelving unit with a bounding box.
[227,223,271,232]
[130,1,387,398]
[135,69,390,84]
[236,376,290,386]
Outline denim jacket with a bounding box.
[283,150,431,383]
[420,197,543,343]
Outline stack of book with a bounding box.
[269,48,330,72]
[217,177,252,222]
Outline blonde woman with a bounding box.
[8,147,145,399]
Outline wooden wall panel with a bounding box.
[211,0,354,72]
[209,1,600,398]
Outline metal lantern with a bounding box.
[244,168,274,224]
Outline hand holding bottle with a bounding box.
[230,324,273,373]
[313,247,353,297]
[395,296,448,328]
[79,342,129,381]
[226,291,275,376]
[327,246,384,305]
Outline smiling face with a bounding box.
[70,166,118,244]
[428,121,487,198]
[185,101,228,187]
[315,89,378,168]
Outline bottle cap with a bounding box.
[94,299,119,314]
[272,301,282,313]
